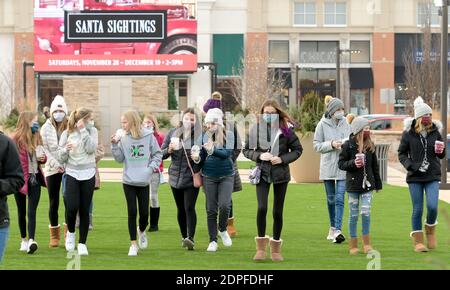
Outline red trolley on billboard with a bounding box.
[34,0,198,72]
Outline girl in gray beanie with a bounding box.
[398,97,446,252]
[313,97,351,244]
[338,117,382,255]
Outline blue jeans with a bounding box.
[324,180,346,230]
[348,192,372,238]
[408,181,439,231]
[0,226,9,264]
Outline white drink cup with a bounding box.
[114,129,125,143]
[35,145,45,159]
[191,145,200,159]
[171,137,181,150]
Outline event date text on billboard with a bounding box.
[64,11,167,43]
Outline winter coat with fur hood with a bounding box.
[398,118,446,183]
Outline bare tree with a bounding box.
[230,38,287,114]
[0,65,15,121]
[403,0,441,112]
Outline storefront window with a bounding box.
[350,89,370,115]
[269,40,290,63]
[350,41,370,63]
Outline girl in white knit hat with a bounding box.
[41,95,68,248]
[398,97,446,252]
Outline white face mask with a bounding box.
[333,111,345,120]
[53,112,65,123]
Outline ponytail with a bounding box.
[68,109,78,134]
[67,108,93,134]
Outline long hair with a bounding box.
[123,110,142,139]
[175,107,202,142]
[414,117,433,134]
[14,111,42,153]
[353,130,375,153]
[205,126,227,147]
[68,108,93,134]
[143,114,160,134]
[51,115,68,136]
[259,99,295,136]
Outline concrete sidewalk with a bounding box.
[386,166,450,204]
[99,166,450,203]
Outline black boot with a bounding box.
[149,207,160,232]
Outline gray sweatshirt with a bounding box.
[313,115,352,180]
[111,128,162,187]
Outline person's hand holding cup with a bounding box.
[355,153,365,168]
[332,140,342,150]
[36,145,45,162]
[435,140,445,154]
[111,129,125,144]
[191,145,201,162]
[169,137,181,153]
[260,152,273,161]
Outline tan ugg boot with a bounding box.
[362,235,373,254]
[227,217,237,238]
[410,231,429,252]
[48,225,61,248]
[349,238,359,255]
[269,238,284,262]
[424,224,437,250]
[253,236,269,261]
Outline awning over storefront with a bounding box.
[349,68,373,89]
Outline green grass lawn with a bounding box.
[1,183,450,270]
[98,160,256,170]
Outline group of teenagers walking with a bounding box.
[0,91,446,264]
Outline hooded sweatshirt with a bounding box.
[313,115,352,180]
[111,128,162,187]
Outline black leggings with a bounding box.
[46,173,63,227]
[171,186,199,241]
[256,180,288,240]
[65,175,95,244]
[123,184,149,241]
[14,181,41,240]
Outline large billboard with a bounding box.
[34,0,197,73]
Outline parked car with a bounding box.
[360,114,410,131]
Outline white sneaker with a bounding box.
[77,243,88,256]
[218,230,232,247]
[27,239,38,254]
[128,244,139,256]
[327,227,336,240]
[333,230,346,244]
[207,241,218,252]
[19,239,28,251]
[65,232,76,251]
[137,228,148,249]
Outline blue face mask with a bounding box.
[333,111,345,120]
[31,122,40,134]
[85,120,95,130]
[263,113,278,123]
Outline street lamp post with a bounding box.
[435,0,449,189]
